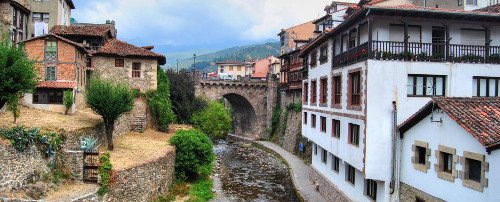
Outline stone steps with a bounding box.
[132,116,146,132]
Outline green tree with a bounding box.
[6,95,20,124]
[0,35,37,112]
[63,90,74,115]
[191,100,232,140]
[167,70,207,123]
[85,78,134,151]
[147,67,176,131]
[169,129,215,180]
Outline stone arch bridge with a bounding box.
[195,79,277,140]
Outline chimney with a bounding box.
[141,46,154,50]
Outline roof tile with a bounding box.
[94,39,166,65]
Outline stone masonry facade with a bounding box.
[92,56,157,92]
[399,182,446,202]
[105,148,175,201]
[309,166,350,202]
[0,142,49,192]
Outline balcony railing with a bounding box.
[333,41,500,68]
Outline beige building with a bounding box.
[278,21,315,54]
[29,0,74,37]
[216,60,252,79]
[92,39,166,92]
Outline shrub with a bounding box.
[63,90,74,115]
[270,106,281,136]
[0,126,62,157]
[97,152,112,196]
[190,100,231,140]
[6,95,20,123]
[85,77,134,151]
[169,129,215,180]
[187,178,213,202]
[0,35,37,110]
[147,67,176,131]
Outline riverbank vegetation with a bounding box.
[191,100,232,140]
[158,129,215,202]
[147,67,176,131]
[167,70,207,124]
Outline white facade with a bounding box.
[302,12,500,201]
[400,112,500,202]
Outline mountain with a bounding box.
[162,41,281,71]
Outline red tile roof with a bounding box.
[94,39,166,65]
[399,97,500,150]
[474,3,500,13]
[368,4,500,15]
[51,25,113,37]
[37,81,77,89]
[20,33,88,53]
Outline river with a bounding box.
[211,141,300,202]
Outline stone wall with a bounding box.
[105,148,175,201]
[0,142,49,192]
[92,56,157,92]
[309,167,350,202]
[399,182,445,202]
[58,150,84,181]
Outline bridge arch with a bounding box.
[195,80,272,140]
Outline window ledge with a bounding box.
[462,179,484,192]
[347,105,362,111]
[319,103,328,107]
[413,163,429,173]
[332,104,342,109]
[437,172,455,182]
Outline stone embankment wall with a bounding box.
[0,143,49,192]
[105,148,175,201]
[309,167,350,202]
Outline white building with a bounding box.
[300,1,500,201]
[398,97,500,202]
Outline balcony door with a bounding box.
[432,26,446,59]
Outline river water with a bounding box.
[211,141,300,202]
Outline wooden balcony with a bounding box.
[333,41,500,68]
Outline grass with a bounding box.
[156,163,215,202]
[186,178,213,202]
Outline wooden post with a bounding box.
[485,27,491,63]
[404,22,409,53]
[368,18,373,58]
[445,25,450,61]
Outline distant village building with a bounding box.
[398,97,500,202]
[22,33,88,114]
[216,60,252,79]
[29,0,74,37]
[278,21,315,54]
[299,0,500,201]
[251,56,279,79]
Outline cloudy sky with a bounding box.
[73,0,334,51]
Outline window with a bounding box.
[346,164,356,185]
[366,179,377,200]
[229,66,234,71]
[331,154,340,172]
[311,114,317,128]
[466,0,478,5]
[349,72,361,105]
[321,148,327,164]
[349,123,360,146]
[416,146,426,165]
[349,29,357,49]
[320,78,328,105]
[303,83,309,103]
[416,197,425,202]
[332,119,340,138]
[132,62,141,78]
[45,41,57,61]
[332,76,341,105]
[441,152,453,174]
[303,112,308,124]
[320,116,327,133]
[407,75,445,97]
[460,151,487,192]
[115,59,124,67]
[311,80,317,104]
[319,45,328,64]
[33,12,49,23]
[86,57,92,68]
[33,89,64,104]
[310,51,318,67]
[45,67,56,81]
[473,77,499,97]
[237,66,242,71]
[412,141,430,172]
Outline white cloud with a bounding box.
[73,0,334,46]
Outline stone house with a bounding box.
[22,33,88,114]
[50,22,117,51]
[0,0,30,43]
[398,97,500,202]
[91,39,166,92]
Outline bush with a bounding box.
[63,90,74,115]
[6,95,20,123]
[85,77,134,150]
[97,152,112,196]
[0,126,63,157]
[190,100,231,140]
[147,67,176,131]
[169,129,215,180]
[187,178,213,202]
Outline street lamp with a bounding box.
[193,53,197,69]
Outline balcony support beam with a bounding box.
[367,17,373,58]
[404,22,409,53]
[485,26,491,62]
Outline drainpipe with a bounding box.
[389,101,397,195]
